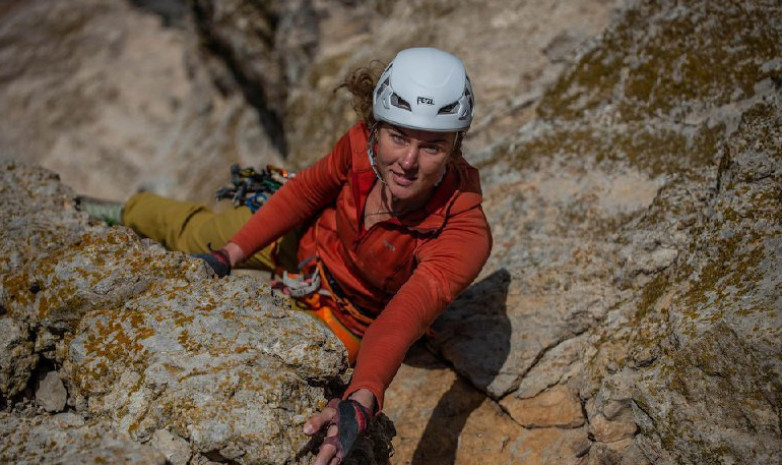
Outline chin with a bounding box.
[386,180,418,200]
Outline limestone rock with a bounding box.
[628,74,782,465]
[3,227,207,333]
[462,0,782,463]
[514,333,588,399]
[63,276,347,464]
[384,343,526,464]
[497,426,590,465]
[190,0,319,155]
[0,411,167,464]
[589,413,638,444]
[586,438,648,465]
[0,162,86,272]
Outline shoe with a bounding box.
[76,196,124,226]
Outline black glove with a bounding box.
[321,398,372,460]
[192,250,231,278]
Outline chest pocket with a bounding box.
[354,229,418,294]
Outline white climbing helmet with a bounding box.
[373,47,474,132]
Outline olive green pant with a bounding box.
[122,192,299,272]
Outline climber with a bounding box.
[78,47,492,465]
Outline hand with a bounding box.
[304,401,340,465]
[191,250,231,278]
[304,396,373,465]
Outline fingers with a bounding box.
[303,404,337,436]
[312,424,339,465]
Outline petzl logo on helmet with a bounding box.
[417,96,434,105]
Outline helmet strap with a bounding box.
[367,123,386,184]
[434,131,463,187]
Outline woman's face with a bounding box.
[375,124,456,207]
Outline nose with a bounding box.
[399,145,419,170]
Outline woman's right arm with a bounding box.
[227,127,358,260]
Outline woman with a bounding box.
[81,47,491,464]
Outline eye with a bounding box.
[390,132,406,144]
[422,144,444,154]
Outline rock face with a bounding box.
[64,275,345,463]
[0,0,283,204]
[0,162,394,463]
[432,0,781,463]
[630,100,782,464]
[1,0,781,464]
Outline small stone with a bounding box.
[500,384,585,428]
[35,370,67,413]
[589,413,638,443]
[150,429,191,465]
[191,454,223,465]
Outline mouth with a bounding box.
[389,170,416,187]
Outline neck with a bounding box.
[377,183,431,217]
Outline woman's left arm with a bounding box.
[345,206,493,411]
[304,207,491,464]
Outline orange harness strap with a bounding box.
[305,298,362,365]
[271,259,364,364]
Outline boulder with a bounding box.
[0,163,394,464]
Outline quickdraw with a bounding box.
[272,257,331,299]
[215,164,294,212]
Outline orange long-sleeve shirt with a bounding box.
[230,121,492,409]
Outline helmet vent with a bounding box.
[390,93,411,111]
[376,77,390,101]
[438,102,458,115]
[457,85,473,120]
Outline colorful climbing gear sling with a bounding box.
[215,164,293,213]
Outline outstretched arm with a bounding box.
[347,207,492,409]
[302,207,491,464]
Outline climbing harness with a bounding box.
[215,164,294,212]
[269,257,366,364]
